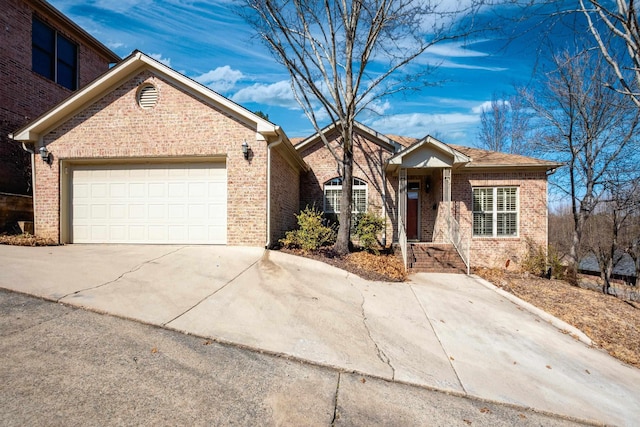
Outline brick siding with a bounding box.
[300,131,550,267]
[298,130,396,244]
[269,146,300,245]
[447,170,549,268]
[0,0,114,194]
[34,71,269,246]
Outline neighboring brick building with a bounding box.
[296,127,560,271]
[12,51,307,246]
[0,0,119,195]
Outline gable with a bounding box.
[43,70,252,146]
[386,135,470,174]
[295,121,400,155]
[401,145,455,168]
[12,51,278,143]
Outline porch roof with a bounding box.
[386,135,471,173]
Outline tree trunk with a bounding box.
[567,224,582,284]
[334,135,354,255]
[602,258,613,295]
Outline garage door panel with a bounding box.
[129,183,145,197]
[71,162,227,244]
[91,183,108,197]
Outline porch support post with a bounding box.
[443,168,451,239]
[398,168,408,269]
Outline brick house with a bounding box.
[12,51,307,246]
[13,48,559,271]
[1,0,120,195]
[296,123,561,271]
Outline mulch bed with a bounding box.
[0,233,57,246]
[279,247,407,282]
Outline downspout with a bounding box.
[13,135,37,233]
[265,134,283,249]
[381,168,387,247]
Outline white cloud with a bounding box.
[232,80,299,109]
[366,111,480,144]
[471,99,510,114]
[149,53,172,67]
[92,0,153,13]
[106,41,124,50]
[367,100,392,115]
[426,42,490,58]
[433,59,507,71]
[416,41,508,71]
[193,66,244,93]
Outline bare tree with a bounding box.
[582,177,639,293]
[239,0,489,254]
[579,0,640,106]
[522,48,640,280]
[548,203,574,260]
[477,92,532,155]
[624,216,640,286]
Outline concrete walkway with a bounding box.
[1,244,638,425]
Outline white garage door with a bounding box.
[71,162,227,244]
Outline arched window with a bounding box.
[323,177,367,214]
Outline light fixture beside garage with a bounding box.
[39,146,51,164]
[242,140,250,159]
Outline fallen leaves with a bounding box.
[0,233,57,246]
[280,247,407,282]
[346,251,407,282]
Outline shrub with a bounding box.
[280,206,336,251]
[354,212,384,254]
[521,239,566,279]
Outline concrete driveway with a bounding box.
[1,244,639,425]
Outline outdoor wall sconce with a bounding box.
[242,140,250,159]
[424,176,431,193]
[39,146,51,164]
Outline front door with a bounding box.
[406,183,420,240]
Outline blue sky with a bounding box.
[49,0,553,145]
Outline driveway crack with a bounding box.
[56,246,188,302]
[163,249,264,326]
[358,286,395,380]
[410,284,466,394]
[330,372,341,426]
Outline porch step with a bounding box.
[407,243,466,273]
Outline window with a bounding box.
[473,187,518,237]
[324,177,367,214]
[32,17,78,90]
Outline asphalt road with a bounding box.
[0,288,588,426]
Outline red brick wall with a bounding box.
[298,130,395,244]
[445,169,549,268]
[34,71,268,246]
[269,146,300,245]
[0,0,114,194]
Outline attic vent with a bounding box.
[137,84,158,109]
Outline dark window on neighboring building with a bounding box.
[32,16,78,90]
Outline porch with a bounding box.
[386,136,471,274]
